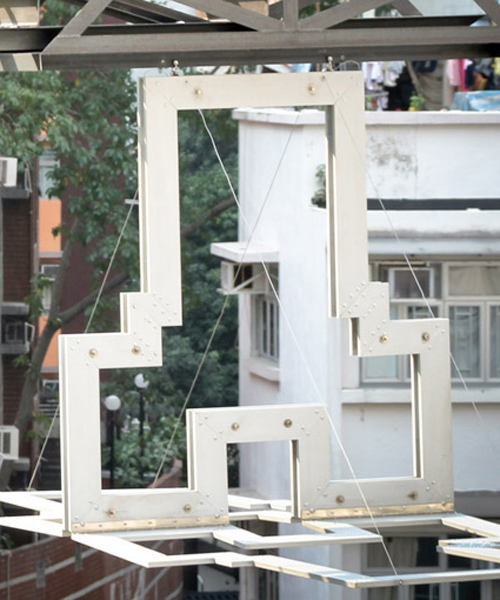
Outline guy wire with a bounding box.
[28,194,137,490]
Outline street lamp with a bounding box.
[104,394,121,488]
[134,374,149,482]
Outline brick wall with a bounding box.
[0,536,183,600]
[0,464,185,599]
[2,198,32,301]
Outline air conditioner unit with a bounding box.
[220,262,266,295]
[42,379,59,394]
[0,426,19,460]
[0,157,18,187]
[4,320,26,344]
[41,264,60,280]
[388,266,435,299]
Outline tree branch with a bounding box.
[181,198,234,239]
[59,271,129,328]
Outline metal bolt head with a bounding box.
[422,332,430,343]
[336,495,345,504]
[183,504,192,513]
[107,509,116,517]
[408,491,418,501]
[231,422,240,431]
[308,84,316,95]
[132,345,141,355]
[194,88,202,97]
[379,334,389,344]
[283,419,293,428]
[89,348,98,358]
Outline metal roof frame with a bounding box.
[0,0,499,71]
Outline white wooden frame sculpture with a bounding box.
[0,72,498,588]
[58,72,452,534]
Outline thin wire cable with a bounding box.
[154,110,301,482]
[261,259,400,577]
[28,196,137,490]
[200,98,398,577]
[28,411,59,490]
[200,98,399,577]
[335,100,485,422]
[331,96,500,502]
[374,195,484,423]
[85,196,137,334]
[153,294,231,482]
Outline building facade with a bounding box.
[212,108,500,600]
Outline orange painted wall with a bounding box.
[39,199,62,253]
[39,316,60,369]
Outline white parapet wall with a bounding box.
[364,111,500,201]
[234,106,500,600]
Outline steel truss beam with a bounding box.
[0,0,499,70]
[41,24,499,71]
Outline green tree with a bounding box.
[0,67,139,486]
[0,64,239,489]
[102,109,239,486]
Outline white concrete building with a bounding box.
[212,109,500,600]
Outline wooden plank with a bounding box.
[254,555,369,587]
[73,533,220,567]
[0,491,63,514]
[440,540,500,564]
[303,520,381,541]
[442,514,500,538]
[360,568,500,588]
[227,493,272,509]
[0,516,66,538]
[255,554,500,588]
[256,509,295,523]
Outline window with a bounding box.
[365,536,484,600]
[362,263,500,384]
[40,264,60,312]
[39,150,59,199]
[252,265,279,362]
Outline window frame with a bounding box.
[251,264,280,363]
[362,534,488,600]
[361,261,500,385]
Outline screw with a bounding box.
[379,334,388,344]
[408,491,418,501]
[283,419,293,428]
[336,495,345,504]
[308,84,316,95]
[183,504,192,513]
[194,88,202,97]
[231,422,240,431]
[422,332,430,343]
[132,345,141,355]
[89,348,98,358]
[107,509,116,517]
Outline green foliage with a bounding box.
[103,109,239,482]
[0,533,14,550]
[409,94,426,111]
[1,10,237,481]
[108,415,186,488]
[0,67,139,322]
[27,413,53,442]
[311,164,326,208]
